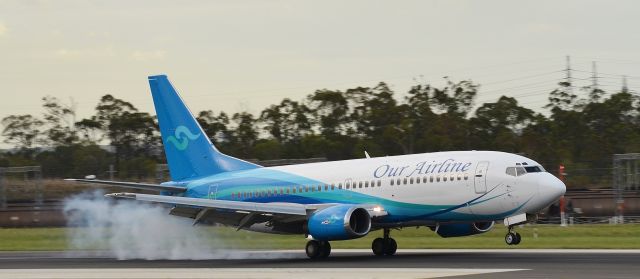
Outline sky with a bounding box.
[1,0,640,130]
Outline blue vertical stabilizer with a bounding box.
[148,75,260,181]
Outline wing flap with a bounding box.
[106,192,308,216]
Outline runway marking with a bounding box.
[0,268,528,279]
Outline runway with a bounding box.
[0,249,639,278]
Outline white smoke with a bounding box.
[64,190,225,260]
[64,191,301,260]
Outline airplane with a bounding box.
[67,75,566,259]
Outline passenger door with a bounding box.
[474,161,490,193]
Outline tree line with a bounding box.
[1,79,638,188]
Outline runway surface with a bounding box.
[0,249,639,278]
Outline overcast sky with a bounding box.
[1,0,639,125]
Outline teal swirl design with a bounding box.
[166,125,201,151]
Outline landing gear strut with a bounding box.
[305,240,331,259]
[505,226,521,245]
[372,228,397,256]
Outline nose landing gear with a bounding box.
[372,228,397,256]
[505,227,521,245]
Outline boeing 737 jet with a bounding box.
[68,75,566,259]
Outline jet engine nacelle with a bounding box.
[307,204,371,241]
[433,221,495,238]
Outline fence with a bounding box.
[613,153,640,220]
[0,166,43,209]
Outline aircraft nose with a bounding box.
[538,173,566,203]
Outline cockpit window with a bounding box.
[507,165,545,176]
[524,166,543,173]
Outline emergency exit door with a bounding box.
[474,161,490,193]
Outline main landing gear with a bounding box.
[305,240,331,259]
[372,228,397,256]
[505,226,521,245]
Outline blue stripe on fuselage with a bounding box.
[172,168,517,223]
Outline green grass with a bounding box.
[1,224,639,251]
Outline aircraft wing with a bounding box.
[107,192,308,216]
[106,192,387,229]
[65,179,186,193]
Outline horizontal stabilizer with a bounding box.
[64,179,186,193]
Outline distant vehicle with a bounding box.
[68,75,565,259]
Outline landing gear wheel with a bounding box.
[505,230,522,246]
[513,232,521,245]
[319,241,332,258]
[384,238,397,255]
[305,240,321,259]
[306,240,331,259]
[372,238,385,256]
[505,232,517,245]
[372,228,398,256]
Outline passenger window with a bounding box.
[403,178,407,185]
[457,174,462,181]
[331,184,335,190]
[317,185,321,191]
[430,176,434,182]
[436,176,441,182]
[396,178,401,185]
[390,179,395,186]
[346,183,350,189]
[377,180,381,187]
[443,176,448,182]
[409,178,414,184]
[365,181,369,188]
[325,184,329,191]
[359,181,363,188]
[450,174,455,181]
[338,183,343,189]
[464,174,469,180]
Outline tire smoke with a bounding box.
[63,190,222,260]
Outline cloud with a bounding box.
[0,23,6,36]
[131,50,166,61]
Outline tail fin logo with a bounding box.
[166,126,201,151]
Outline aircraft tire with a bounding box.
[305,240,321,259]
[505,232,516,245]
[372,238,385,256]
[513,232,521,245]
[384,238,397,255]
[319,241,331,258]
